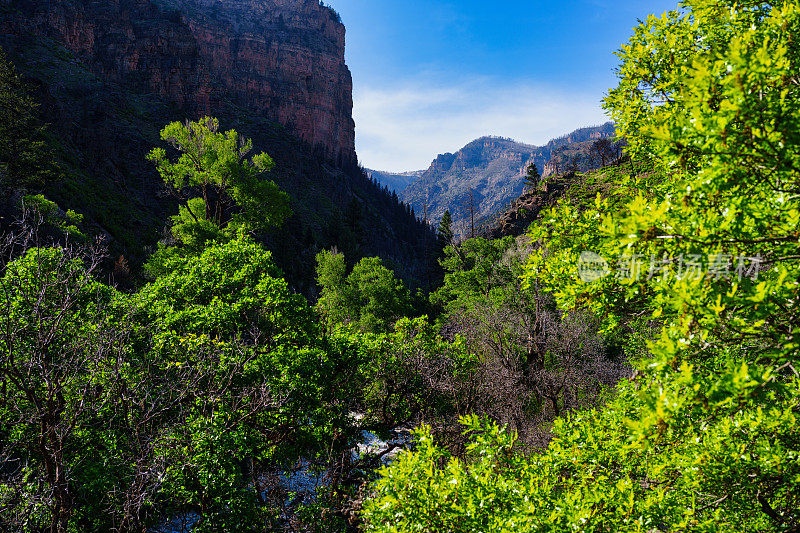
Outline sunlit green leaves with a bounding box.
[315,251,414,334]
[365,0,800,530]
[147,116,291,248]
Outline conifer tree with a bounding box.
[0,49,57,190]
[524,162,540,188]
[437,209,454,248]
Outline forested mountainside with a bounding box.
[0,0,435,291]
[399,122,616,232]
[1,0,798,532]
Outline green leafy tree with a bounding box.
[147,116,291,248]
[362,415,528,532]
[348,257,415,333]
[346,316,477,433]
[363,1,800,530]
[0,235,360,532]
[431,237,517,313]
[138,235,315,345]
[314,249,355,327]
[0,245,129,532]
[315,251,414,333]
[21,194,86,240]
[135,237,353,531]
[167,196,225,249]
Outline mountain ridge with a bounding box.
[366,169,424,194]
[398,123,616,231]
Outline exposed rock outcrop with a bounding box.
[400,123,616,233]
[3,0,355,163]
[480,172,575,240]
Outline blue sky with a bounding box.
[327,0,678,171]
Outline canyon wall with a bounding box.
[3,0,355,163]
[0,0,436,289]
[400,123,617,231]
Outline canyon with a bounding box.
[2,0,355,163]
[0,0,433,290]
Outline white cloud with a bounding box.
[353,77,611,172]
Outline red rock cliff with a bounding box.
[5,0,356,164]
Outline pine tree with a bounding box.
[0,49,57,190]
[524,162,540,189]
[438,209,454,248]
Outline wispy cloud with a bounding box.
[353,76,611,171]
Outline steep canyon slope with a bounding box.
[0,0,434,290]
[399,123,616,232]
[5,0,355,162]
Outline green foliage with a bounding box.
[22,194,86,240]
[432,236,522,313]
[314,249,351,325]
[169,197,226,250]
[134,238,355,530]
[437,209,455,249]
[138,235,314,343]
[0,246,128,531]
[530,0,800,364]
[0,238,359,531]
[362,415,527,533]
[5,1,800,531]
[0,49,57,190]
[315,250,414,333]
[364,379,800,532]
[363,1,800,530]
[349,257,415,333]
[341,316,476,429]
[147,116,291,247]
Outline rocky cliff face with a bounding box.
[479,173,575,240]
[400,123,616,234]
[4,0,355,163]
[0,0,435,290]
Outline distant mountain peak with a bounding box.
[366,169,425,194]
[399,122,617,231]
